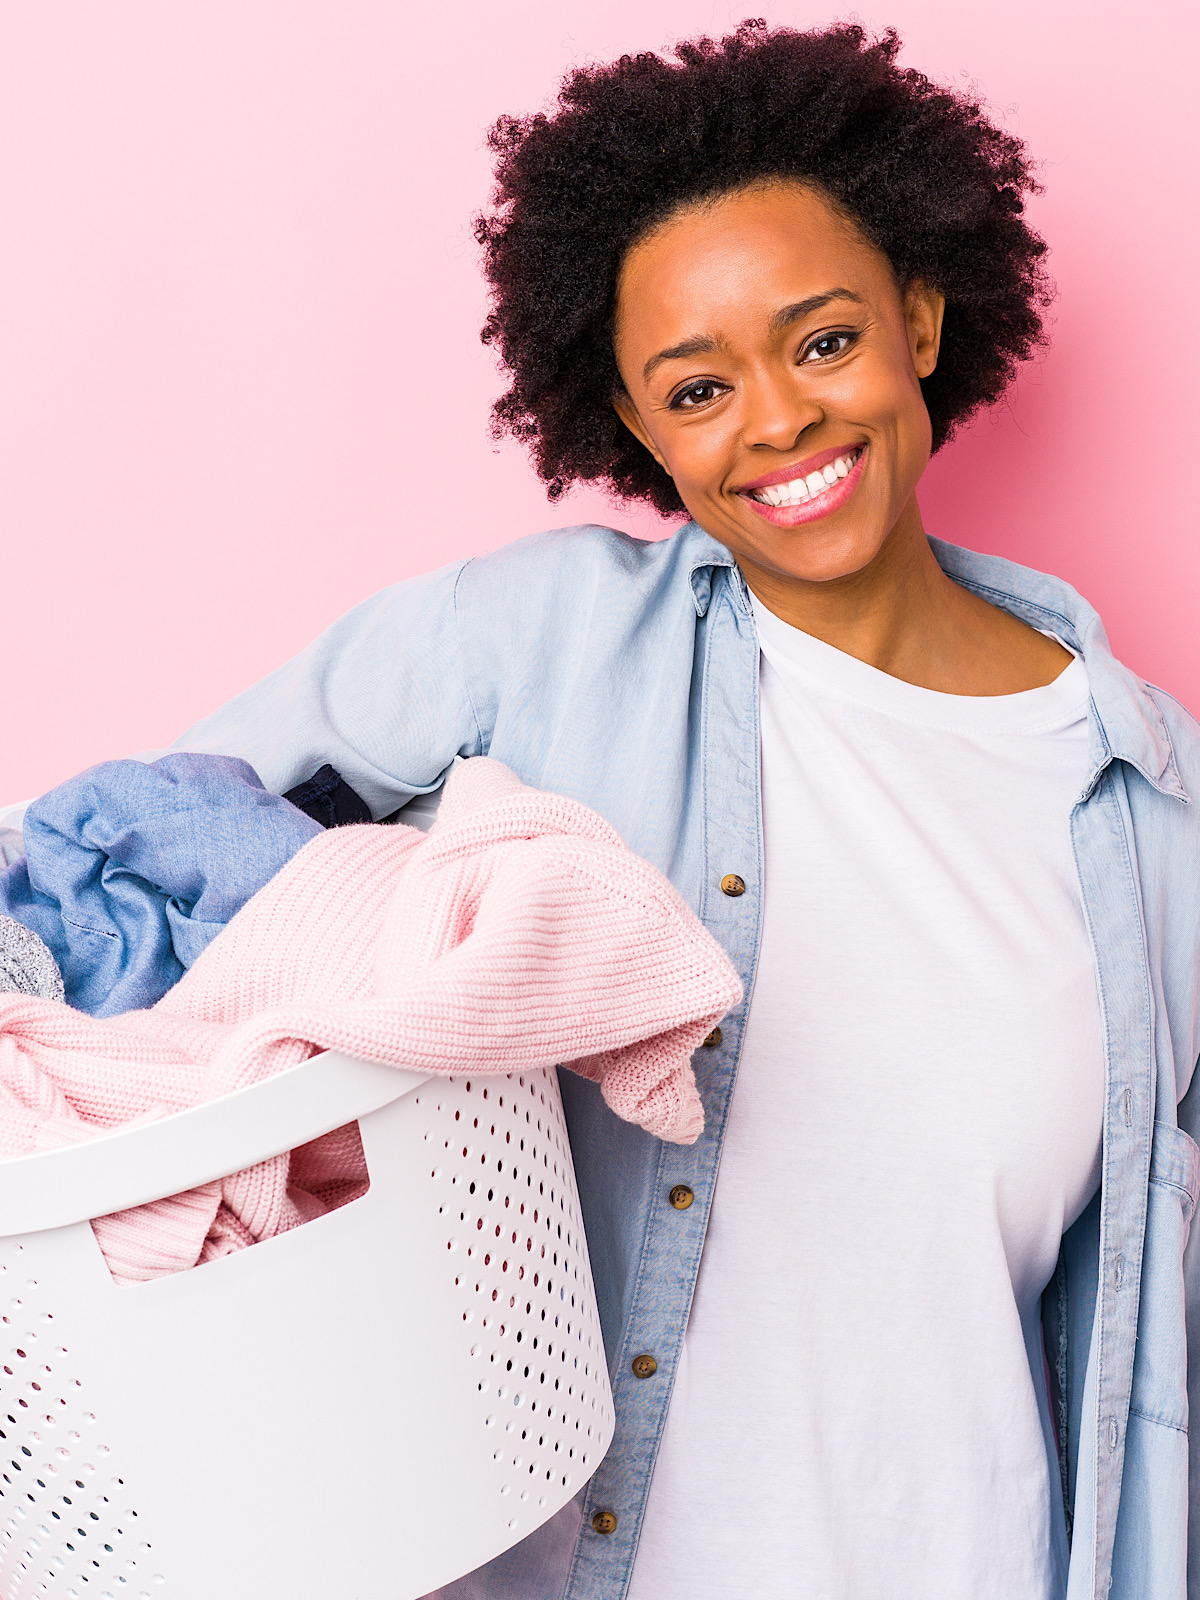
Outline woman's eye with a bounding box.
[670,381,724,410]
[802,332,854,362]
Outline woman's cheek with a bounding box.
[659,429,715,497]
[687,428,738,499]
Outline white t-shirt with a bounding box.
[627,598,1105,1600]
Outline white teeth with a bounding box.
[758,481,807,507]
[749,449,861,507]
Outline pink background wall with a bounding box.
[1,0,1195,800]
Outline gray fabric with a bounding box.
[0,912,64,1000]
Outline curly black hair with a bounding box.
[475,20,1052,517]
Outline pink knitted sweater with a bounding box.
[0,758,741,1282]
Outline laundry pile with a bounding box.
[0,755,740,1283]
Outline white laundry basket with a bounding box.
[0,1051,615,1599]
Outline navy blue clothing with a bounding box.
[283,763,372,829]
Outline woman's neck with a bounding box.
[737,500,1073,697]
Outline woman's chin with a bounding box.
[723,521,893,588]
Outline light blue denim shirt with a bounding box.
[175,522,1200,1600]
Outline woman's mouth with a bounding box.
[738,445,866,527]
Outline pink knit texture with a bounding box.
[0,758,741,1282]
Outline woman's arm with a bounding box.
[173,558,484,817]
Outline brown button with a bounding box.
[720,873,746,897]
[631,1353,658,1379]
[592,1510,618,1536]
[668,1184,695,1210]
[702,1027,723,1048]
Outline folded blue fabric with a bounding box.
[0,753,322,1016]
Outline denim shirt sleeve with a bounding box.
[171,558,483,817]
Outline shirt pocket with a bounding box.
[1149,1120,1200,1229]
[1127,1121,1199,1431]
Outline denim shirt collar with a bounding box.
[683,522,1188,806]
[686,536,741,619]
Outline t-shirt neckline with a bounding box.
[750,594,1089,737]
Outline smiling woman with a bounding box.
[478,26,1068,694]
[171,19,1200,1600]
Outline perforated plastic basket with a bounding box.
[0,1052,615,1599]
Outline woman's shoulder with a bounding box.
[446,521,728,644]
[320,521,718,652]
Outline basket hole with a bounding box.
[97,1121,372,1287]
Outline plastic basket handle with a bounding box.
[0,1051,432,1239]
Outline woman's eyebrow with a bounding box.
[641,288,866,382]
[642,335,720,383]
[769,288,864,331]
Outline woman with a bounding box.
[176,22,1200,1600]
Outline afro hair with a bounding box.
[475,20,1052,516]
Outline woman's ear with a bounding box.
[904,280,946,380]
[612,392,670,474]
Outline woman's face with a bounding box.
[611,181,944,586]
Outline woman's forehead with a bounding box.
[615,184,892,349]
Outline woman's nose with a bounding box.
[741,369,823,452]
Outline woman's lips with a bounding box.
[738,445,867,528]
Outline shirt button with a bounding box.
[592,1510,618,1536]
[720,873,746,897]
[668,1184,695,1210]
[631,1353,658,1379]
[702,1026,722,1048]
